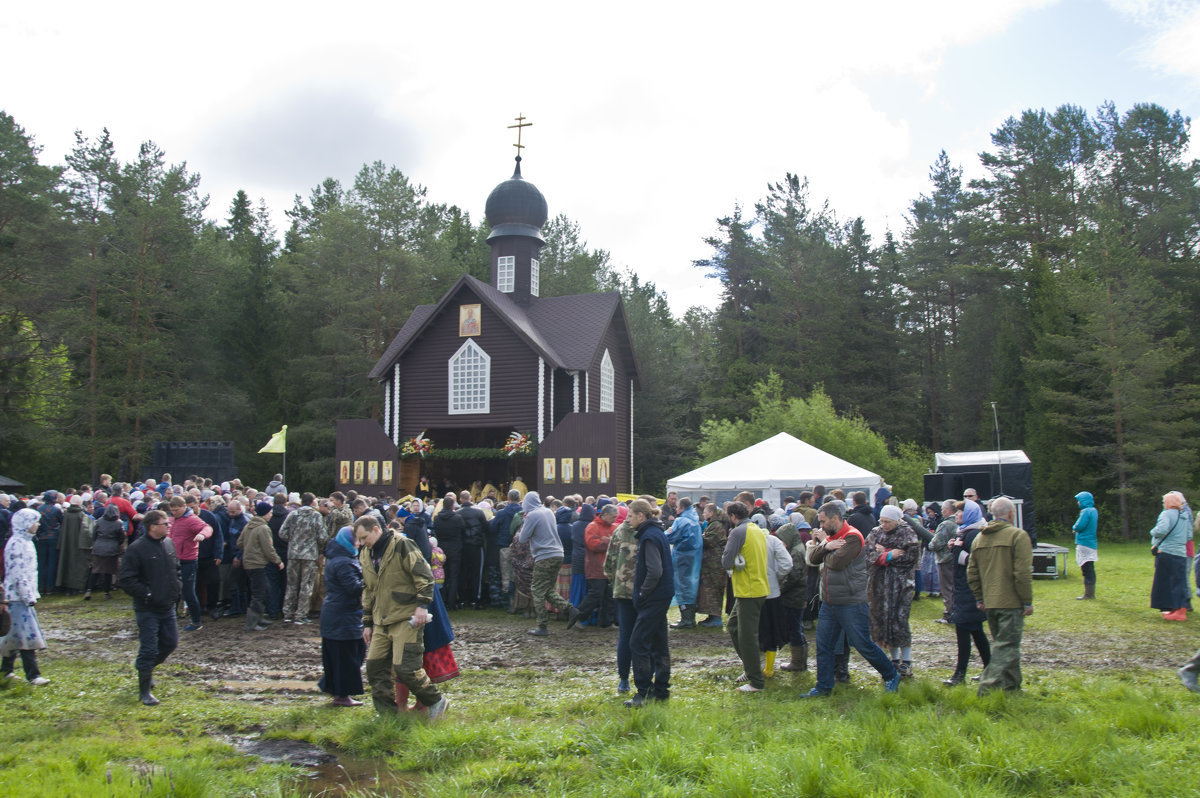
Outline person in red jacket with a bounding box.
[167,496,212,631]
[571,502,619,628]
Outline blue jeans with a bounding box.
[615,598,636,681]
[134,607,178,673]
[815,601,896,692]
[179,559,201,624]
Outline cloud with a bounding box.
[1109,0,1200,83]
[189,86,419,195]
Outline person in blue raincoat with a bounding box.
[666,497,702,628]
[1072,491,1098,600]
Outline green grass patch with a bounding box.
[5,541,1200,795]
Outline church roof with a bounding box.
[368,275,634,381]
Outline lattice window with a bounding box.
[600,349,614,412]
[498,256,515,293]
[449,339,490,414]
[530,258,540,297]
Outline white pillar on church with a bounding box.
[392,364,401,446]
[537,357,545,443]
[629,379,635,493]
[383,379,391,437]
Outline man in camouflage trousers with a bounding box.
[278,492,329,623]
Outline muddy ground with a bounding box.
[36,592,1174,701]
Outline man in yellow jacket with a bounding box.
[722,501,770,693]
[356,515,449,719]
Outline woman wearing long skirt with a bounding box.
[86,504,126,600]
[695,504,729,627]
[740,520,793,682]
[866,506,921,678]
[2,509,50,685]
[1151,491,1192,621]
[775,519,809,672]
[319,528,365,706]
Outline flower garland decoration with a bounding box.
[402,431,433,458]
[504,431,533,457]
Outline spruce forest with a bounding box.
[2,101,1197,539]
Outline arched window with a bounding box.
[600,349,614,412]
[449,339,490,414]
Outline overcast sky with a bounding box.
[5,0,1199,311]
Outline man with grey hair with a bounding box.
[966,496,1033,695]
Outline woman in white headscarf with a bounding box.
[866,505,921,679]
[1,508,50,684]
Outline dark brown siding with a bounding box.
[584,324,634,493]
[395,283,541,438]
[489,236,542,307]
[538,413,618,496]
[334,419,399,499]
[551,367,576,428]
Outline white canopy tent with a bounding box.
[666,432,884,507]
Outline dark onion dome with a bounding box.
[485,156,548,241]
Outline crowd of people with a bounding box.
[2,474,1197,711]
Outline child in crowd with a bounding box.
[430,536,446,585]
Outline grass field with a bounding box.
[3,539,1200,796]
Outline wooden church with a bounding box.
[335,148,640,499]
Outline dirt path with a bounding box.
[35,597,1175,699]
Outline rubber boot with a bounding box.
[245,607,264,631]
[1076,582,1095,600]
[834,652,850,683]
[138,670,159,706]
[671,606,696,629]
[395,683,427,714]
[764,650,776,678]
[780,644,807,672]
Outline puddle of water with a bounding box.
[302,754,419,796]
[229,736,418,796]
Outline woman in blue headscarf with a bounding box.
[943,500,990,685]
[319,527,365,706]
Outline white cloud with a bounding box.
[3,0,1189,313]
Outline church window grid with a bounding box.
[498,256,515,293]
[600,349,614,412]
[448,339,491,414]
[530,258,540,297]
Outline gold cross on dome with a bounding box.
[508,114,532,153]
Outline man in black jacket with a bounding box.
[434,495,464,609]
[847,492,876,537]
[118,509,182,706]
[456,491,489,609]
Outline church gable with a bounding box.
[391,281,543,435]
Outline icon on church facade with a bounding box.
[459,304,481,336]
